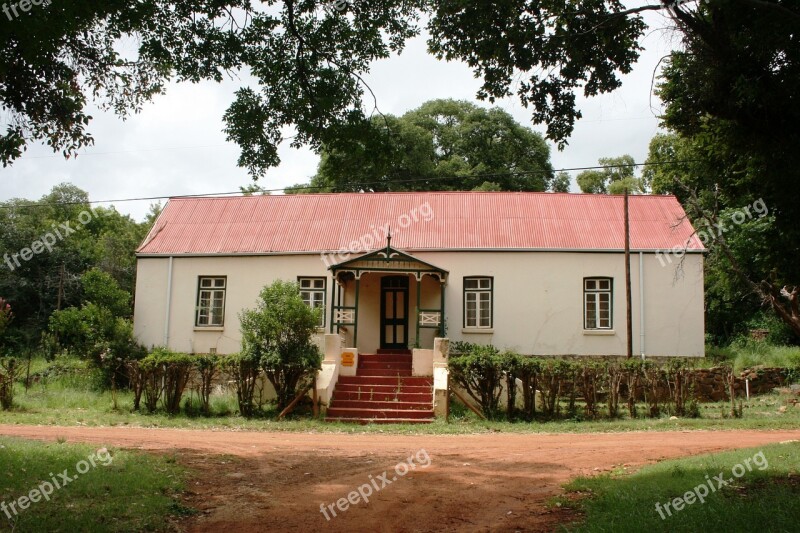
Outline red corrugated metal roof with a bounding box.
[136,192,704,255]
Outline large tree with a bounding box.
[295,99,554,192]
[644,0,800,340]
[576,155,646,194]
[7,0,777,177]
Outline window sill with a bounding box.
[583,329,615,336]
[462,328,494,334]
[194,326,224,332]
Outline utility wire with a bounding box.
[0,158,702,210]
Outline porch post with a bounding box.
[439,280,446,338]
[354,276,360,348]
[329,276,336,334]
[416,275,421,347]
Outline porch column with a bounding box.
[329,276,336,334]
[354,276,360,348]
[416,275,421,347]
[440,280,446,338]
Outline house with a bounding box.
[133,191,705,421]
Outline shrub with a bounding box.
[194,354,218,416]
[220,353,260,417]
[0,297,13,342]
[136,348,194,414]
[0,357,17,409]
[506,354,541,421]
[448,344,505,419]
[240,280,323,411]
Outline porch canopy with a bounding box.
[328,245,448,347]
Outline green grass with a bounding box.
[562,441,800,532]
[706,341,800,372]
[2,355,800,435]
[0,437,187,532]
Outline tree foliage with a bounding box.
[239,280,323,411]
[295,99,554,192]
[0,185,150,348]
[645,0,800,341]
[576,155,646,194]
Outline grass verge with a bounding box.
[0,437,187,532]
[561,441,800,532]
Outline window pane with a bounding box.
[599,279,610,290]
[465,279,479,290]
[201,278,212,288]
[585,279,596,291]
[314,279,325,289]
[214,278,225,288]
[479,279,491,289]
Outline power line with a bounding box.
[0,158,701,210]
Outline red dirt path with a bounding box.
[1,425,799,532]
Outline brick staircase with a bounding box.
[325,349,435,424]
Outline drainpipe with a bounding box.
[639,252,645,359]
[163,256,174,347]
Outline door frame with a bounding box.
[380,275,410,349]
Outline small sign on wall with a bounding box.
[341,351,355,367]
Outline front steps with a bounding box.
[325,351,435,424]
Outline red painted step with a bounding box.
[325,417,433,425]
[328,400,432,410]
[326,407,434,419]
[333,385,433,396]
[333,391,432,402]
[376,349,412,355]
[356,369,413,377]
[359,354,412,363]
[358,361,413,370]
[338,376,432,386]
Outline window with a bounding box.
[299,277,326,327]
[464,277,493,328]
[584,278,612,329]
[196,277,226,327]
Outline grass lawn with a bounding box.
[561,441,800,532]
[0,436,188,532]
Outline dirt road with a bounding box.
[1,425,798,532]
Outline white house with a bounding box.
[133,191,704,422]
[133,191,705,358]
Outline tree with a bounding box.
[0,185,149,348]
[551,172,571,193]
[645,0,800,340]
[5,0,754,177]
[239,280,323,411]
[576,155,645,194]
[298,99,553,192]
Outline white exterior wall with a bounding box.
[133,251,705,357]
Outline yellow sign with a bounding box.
[341,352,355,367]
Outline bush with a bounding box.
[219,353,260,417]
[0,357,17,409]
[136,348,195,414]
[240,280,323,411]
[448,344,505,420]
[194,354,218,416]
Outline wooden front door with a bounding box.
[380,276,409,349]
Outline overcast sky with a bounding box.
[1,11,681,222]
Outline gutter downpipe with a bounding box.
[163,256,174,347]
[639,252,645,360]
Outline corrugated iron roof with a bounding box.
[136,192,705,255]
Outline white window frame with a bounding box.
[299,277,326,328]
[584,277,612,330]
[464,277,493,329]
[196,276,226,327]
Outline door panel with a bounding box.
[380,276,409,349]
